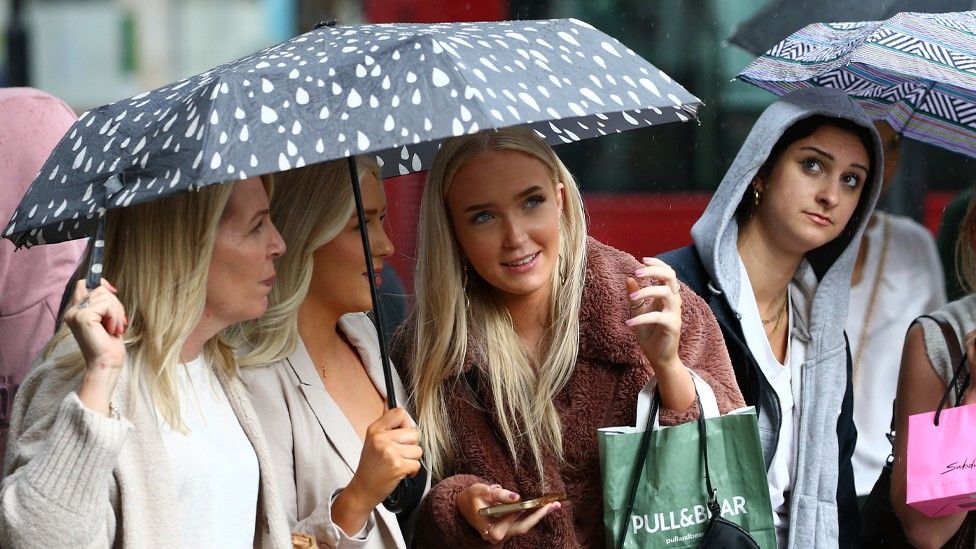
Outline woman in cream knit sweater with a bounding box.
[0,176,292,547]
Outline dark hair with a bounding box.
[738,115,876,222]
[762,115,875,180]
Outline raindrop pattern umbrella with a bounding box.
[4,18,700,248]
[737,10,976,159]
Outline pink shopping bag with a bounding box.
[906,403,976,517]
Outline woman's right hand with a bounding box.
[333,407,422,534]
[64,279,128,416]
[456,483,560,545]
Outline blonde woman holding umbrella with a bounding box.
[235,157,425,548]
[393,127,745,547]
[0,177,291,547]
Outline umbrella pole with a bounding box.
[85,215,107,290]
[346,156,397,409]
[347,157,428,516]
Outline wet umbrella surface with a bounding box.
[5,18,699,247]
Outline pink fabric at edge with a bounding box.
[0,88,85,461]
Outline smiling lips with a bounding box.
[804,211,833,226]
[502,251,541,273]
[261,275,276,288]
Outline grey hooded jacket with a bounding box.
[661,87,883,548]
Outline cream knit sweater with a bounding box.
[0,343,292,548]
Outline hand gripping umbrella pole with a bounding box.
[347,157,428,516]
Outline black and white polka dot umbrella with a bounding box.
[4,17,699,249]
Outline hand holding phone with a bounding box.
[478,492,568,519]
[456,483,564,544]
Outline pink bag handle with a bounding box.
[919,315,971,427]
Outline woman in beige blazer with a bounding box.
[235,157,425,548]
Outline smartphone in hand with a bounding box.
[477,492,567,519]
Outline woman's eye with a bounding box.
[524,195,546,209]
[842,174,861,188]
[802,158,824,173]
[251,220,265,233]
[471,211,493,225]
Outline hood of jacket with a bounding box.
[0,88,83,317]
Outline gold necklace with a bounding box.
[761,291,788,328]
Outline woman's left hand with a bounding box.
[626,257,683,374]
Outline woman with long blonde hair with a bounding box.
[236,158,424,548]
[393,127,744,547]
[0,176,291,547]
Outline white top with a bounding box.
[738,257,806,549]
[846,212,945,496]
[156,356,260,548]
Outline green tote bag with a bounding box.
[598,377,775,549]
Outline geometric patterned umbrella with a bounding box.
[728,0,973,56]
[738,10,976,159]
[4,17,700,248]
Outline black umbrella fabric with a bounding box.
[728,0,973,55]
[4,18,700,248]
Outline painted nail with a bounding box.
[509,492,519,501]
[624,318,636,326]
[629,291,640,299]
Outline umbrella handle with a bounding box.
[383,464,429,515]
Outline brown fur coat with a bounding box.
[394,238,744,547]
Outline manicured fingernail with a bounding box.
[643,257,653,263]
[624,318,636,326]
[629,291,640,299]
[634,268,645,276]
[509,492,519,501]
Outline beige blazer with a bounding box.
[0,341,292,548]
[243,313,422,549]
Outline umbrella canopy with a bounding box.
[4,17,699,248]
[737,10,976,159]
[728,0,973,56]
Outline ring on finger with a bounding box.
[77,295,92,309]
[671,283,680,295]
[482,522,493,538]
[630,299,647,310]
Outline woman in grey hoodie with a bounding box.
[660,87,883,548]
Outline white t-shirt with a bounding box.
[846,212,945,496]
[738,257,806,549]
[155,357,259,548]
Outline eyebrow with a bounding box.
[250,209,270,223]
[800,146,869,174]
[463,185,544,213]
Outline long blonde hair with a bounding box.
[43,176,272,430]
[233,156,380,367]
[408,128,588,481]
